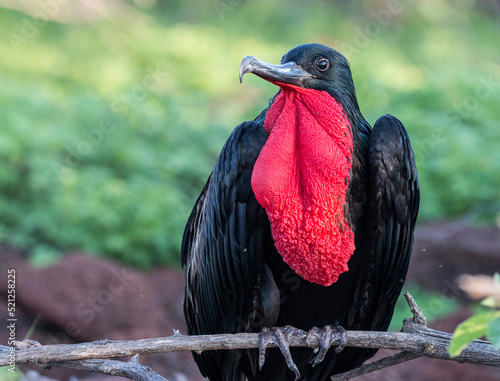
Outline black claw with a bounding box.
[306,325,347,367]
[258,325,305,380]
[258,327,271,371]
[335,326,347,354]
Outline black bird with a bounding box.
[181,43,419,381]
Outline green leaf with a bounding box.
[494,273,500,287]
[481,296,500,309]
[449,311,500,357]
[0,366,23,380]
[487,317,500,349]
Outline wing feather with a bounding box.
[181,121,275,380]
[365,114,420,330]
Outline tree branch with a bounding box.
[2,326,497,368]
[330,351,421,381]
[44,355,168,381]
[1,294,499,380]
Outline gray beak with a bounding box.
[239,56,312,86]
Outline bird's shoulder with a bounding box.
[368,114,419,228]
[181,120,268,267]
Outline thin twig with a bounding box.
[330,351,421,381]
[44,355,168,381]
[404,291,427,326]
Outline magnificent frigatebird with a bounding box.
[182,43,420,381]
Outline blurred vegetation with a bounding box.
[0,366,21,381]
[0,0,498,267]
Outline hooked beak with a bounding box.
[239,56,312,87]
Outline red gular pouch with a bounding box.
[251,84,355,287]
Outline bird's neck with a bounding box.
[251,86,356,287]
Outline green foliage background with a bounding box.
[0,0,499,267]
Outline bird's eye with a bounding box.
[315,57,330,71]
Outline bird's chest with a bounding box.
[251,87,356,287]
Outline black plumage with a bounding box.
[181,44,420,381]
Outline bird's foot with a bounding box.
[258,325,306,380]
[306,325,347,367]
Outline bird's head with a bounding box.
[239,43,359,111]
